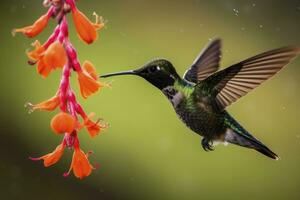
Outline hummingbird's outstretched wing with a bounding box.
[183,39,221,83]
[202,46,300,111]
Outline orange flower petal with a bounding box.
[83,113,107,138]
[26,95,60,113]
[85,119,100,138]
[83,61,98,80]
[72,9,104,44]
[12,13,50,38]
[27,40,46,61]
[84,116,100,138]
[30,143,65,167]
[37,59,52,78]
[43,41,67,69]
[51,112,77,134]
[77,71,100,99]
[71,148,93,179]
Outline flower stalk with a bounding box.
[14,0,107,179]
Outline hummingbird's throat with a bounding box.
[162,86,184,107]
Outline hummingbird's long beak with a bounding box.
[99,70,137,78]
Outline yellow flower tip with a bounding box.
[30,40,43,51]
[25,102,35,114]
[11,29,17,37]
[11,28,27,37]
[26,40,46,61]
[31,40,43,49]
[100,81,112,89]
[92,12,105,30]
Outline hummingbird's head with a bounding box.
[100,59,180,90]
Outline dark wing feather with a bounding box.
[183,39,221,83]
[203,46,300,110]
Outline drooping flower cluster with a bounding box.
[13,0,108,179]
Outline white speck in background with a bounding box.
[233,8,239,16]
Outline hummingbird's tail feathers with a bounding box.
[225,128,279,160]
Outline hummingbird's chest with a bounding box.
[162,87,224,138]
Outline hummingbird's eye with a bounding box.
[149,66,158,73]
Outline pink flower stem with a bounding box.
[44,25,60,48]
[59,62,71,112]
[65,42,82,72]
[47,6,56,18]
[54,15,81,148]
[58,16,69,43]
[65,0,76,11]
[69,90,88,119]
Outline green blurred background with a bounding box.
[1,0,300,199]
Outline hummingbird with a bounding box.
[100,39,300,159]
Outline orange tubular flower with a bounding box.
[38,41,67,77]
[78,71,100,98]
[72,9,104,44]
[30,143,65,167]
[83,113,103,138]
[77,61,102,99]
[12,13,51,38]
[26,95,60,113]
[65,147,94,179]
[51,112,77,134]
[27,41,67,78]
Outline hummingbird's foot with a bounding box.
[201,138,214,151]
